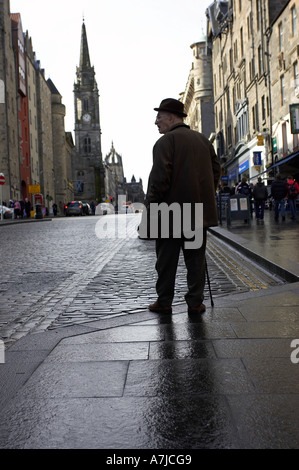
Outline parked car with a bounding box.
[95,202,115,216]
[64,201,84,216]
[0,205,14,219]
[82,202,91,215]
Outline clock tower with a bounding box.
[72,20,104,202]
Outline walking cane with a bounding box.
[205,259,214,307]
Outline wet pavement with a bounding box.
[0,210,299,449]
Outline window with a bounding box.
[256,0,261,30]
[252,106,256,132]
[294,61,299,88]
[249,58,255,81]
[261,95,266,122]
[240,27,244,57]
[291,5,297,37]
[83,99,89,112]
[282,122,288,155]
[234,40,238,62]
[84,137,91,154]
[294,132,298,150]
[227,125,232,147]
[280,75,285,105]
[226,88,230,110]
[258,46,264,75]
[247,15,251,39]
[236,104,249,142]
[233,86,236,111]
[278,22,283,51]
[229,48,233,72]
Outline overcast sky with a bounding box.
[10,0,213,191]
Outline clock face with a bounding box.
[82,113,91,122]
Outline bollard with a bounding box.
[35,204,43,219]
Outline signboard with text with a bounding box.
[290,104,299,134]
[29,185,41,194]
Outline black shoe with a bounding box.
[188,304,206,314]
[149,301,172,314]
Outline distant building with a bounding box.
[104,142,145,204]
[126,175,145,204]
[72,20,105,203]
[48,79,74,213]
[104,142,126,203]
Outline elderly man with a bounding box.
[144,98,220,314]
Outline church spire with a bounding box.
[80,20,91,69]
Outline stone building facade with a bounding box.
[180,35,215,139]
[48,79,74,214]
[35,61,55,210]
[0,0,20,203]
[205,0,298,185]
[269,0,299,175]
[0,0,74,212]
[25,33,39,189]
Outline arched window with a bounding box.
[84,137,91,153]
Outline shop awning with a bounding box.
[250,151,299,180]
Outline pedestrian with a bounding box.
[142,98,221,314]
[24,198,31,218]
[20,200,25,218]
[90,201,95,215]
[14,200,21,219]
[286,175,299,220]
[271,174,288,221]
[253,177,268,220]
[52,203,58,216]
[236,177,251,197]
[220,181,232,195]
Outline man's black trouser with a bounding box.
[155,229,207,307]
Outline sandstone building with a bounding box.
[0,0,74,212]
[205,0,299,185]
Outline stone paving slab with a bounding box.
[0,282,299,449]
[1,215,299,449]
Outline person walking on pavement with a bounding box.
[143,98,221,314]
[24,198,31,218]
[271,174,288,221]
[14,200,21,219]
[286,175,299,220]
[236,177,251,197]
[253,177,268,220]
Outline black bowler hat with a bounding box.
[154,98,187,117]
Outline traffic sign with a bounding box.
[0,174,5,185]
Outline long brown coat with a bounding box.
[145,123,221,230]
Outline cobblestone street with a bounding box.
[0,215,285,346]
